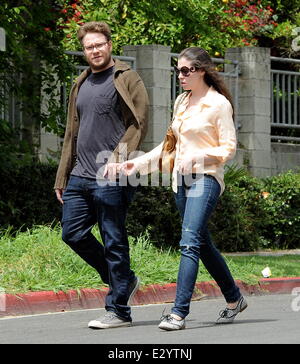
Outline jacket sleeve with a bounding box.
[54,126,73,190]
[53,85,78,190]
[109,70,149,164]
[128,72,149,145]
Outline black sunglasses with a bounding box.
[174,65,198,77]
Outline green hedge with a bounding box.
[127,167,300,252]
[1,160,299,252]
[0,161,61,229]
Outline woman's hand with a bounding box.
[178,153,210,174]
[120,161,137,176]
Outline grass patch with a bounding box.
[0,225,299,294]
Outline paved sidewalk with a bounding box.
[0,294,299,344]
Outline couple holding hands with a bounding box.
[55,21,247,331]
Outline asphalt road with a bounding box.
[0,294,299,345]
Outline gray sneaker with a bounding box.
[216,296,248,324]
[128,276,140,305]
[158,314,186,331]
[88,311,132,329]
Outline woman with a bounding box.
[106,47,247,330]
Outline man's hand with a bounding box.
[55,188,65,204]
[103,163,121,180]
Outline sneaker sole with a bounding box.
[158,323,186,331]
[240,302,248,312]
[88,320,132,329]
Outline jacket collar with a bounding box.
[114,58,131,72]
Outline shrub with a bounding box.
[0,159,61,230]
[128,167,300,252]
[126,182,181,249]
[210,166,268,252]
[127,166,269,252]
[260,171,300,249]
[1,157,299,251]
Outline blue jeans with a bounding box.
[61,175,136,320]
[172,174,241,319]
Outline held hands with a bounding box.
[103,161,137,179]
[104,153,211,179]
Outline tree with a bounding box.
[0,0,73,153]
[1,0,299,146]
[57,0,300,58]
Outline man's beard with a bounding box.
[88,54,112,72]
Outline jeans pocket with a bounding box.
[62,176,80,203]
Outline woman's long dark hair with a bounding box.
[179,47,234,113]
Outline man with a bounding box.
[54,21,149,329]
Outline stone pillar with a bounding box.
[122,45,171,152]
[225,47,271,177]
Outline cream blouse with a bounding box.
[129,86,237,195]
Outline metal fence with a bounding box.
[271,57,300,143]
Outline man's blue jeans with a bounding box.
[61,175,136,320]
[171,174,241,319]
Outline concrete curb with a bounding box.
[1,277,300,318]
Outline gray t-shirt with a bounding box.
[71,66,125,179]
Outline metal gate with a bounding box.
[271,57,300,143]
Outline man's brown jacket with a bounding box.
[54,59,149,190]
